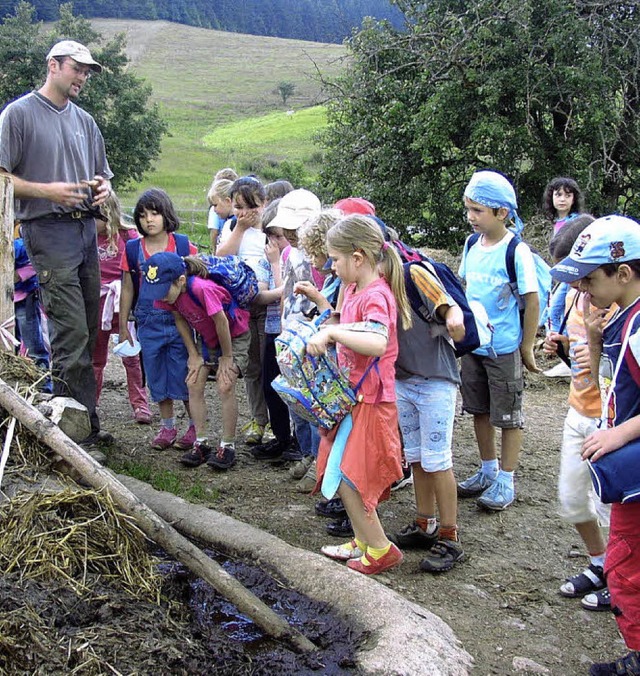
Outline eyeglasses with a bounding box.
[65,60,92,79]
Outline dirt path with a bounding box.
[99,354,623,675]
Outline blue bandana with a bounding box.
[464,170,524,235]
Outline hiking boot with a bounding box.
[391,465,413,491]
[457,469,495,497]
[262,422,276,443]
[242,420,264,446]
[321,540,364,561]
[296,460,317,493]
[476,478,515,511]
[179,441,212,468]
[589,651,640,676]
[326,517,354,538]
[389,522,439,550]
[347,543,403,575]
[419,539,465,573]
[581,587,611,612]
[315,497,347,518]
[560,563,606,598]
[288,454,314,479]
[151,427,177,450]
[174,424,197,450]
[207,444,236,470]
[250,439,284,461]
[134,407,152,425]
[281,439,304,462]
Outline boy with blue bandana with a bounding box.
[457,171,540,511]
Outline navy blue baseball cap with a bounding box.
[139,251,186,301]
[551,215,640,283]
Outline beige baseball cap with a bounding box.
[46,40,102,73]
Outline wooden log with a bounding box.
[0,176,15,353]
[0,376,317,653]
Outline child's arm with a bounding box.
[211,310,236,388]
[583,293,607,382]
[582,415,640,462]
[294,280,333,313]
[118,271,135,345]
[520,291,541,373]
[254,286,284,305]
[171,312,204,385]
[439,305,465,342]
[216,210,260,257]
[306,325,387,358]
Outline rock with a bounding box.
[46,397,91,442]
[512,656,551,673]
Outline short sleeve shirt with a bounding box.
[459,231,537,356]
[338,278,398,403]
[156,276,249,349]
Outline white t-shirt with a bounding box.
[218,222,266,275]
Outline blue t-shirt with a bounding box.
[600,298,640,429]
[459,231,537,356]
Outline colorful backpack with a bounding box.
[271,311,377,429]
[185,254,259,317]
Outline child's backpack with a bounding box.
[125,233,191,308]
[403,259,494,358]
[464,233,552,327]
[271,311,377,429]
[185,254,259,317]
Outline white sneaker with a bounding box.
[543,361,572,378]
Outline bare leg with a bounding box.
[187,368,210,437]
[474,413,497,461]
[422,467,457,528]
[501,427,522,472]
[575,520,607,556]
[338,482,388,549]
[219,370,239,441]
[158,399,174,421]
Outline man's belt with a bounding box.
[22,210,93,223]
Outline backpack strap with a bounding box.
[125,237,142,309]
[622,298,640,387]
[505,235,519,290]
[173,232,191,257]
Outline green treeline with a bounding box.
[0,0,403,42]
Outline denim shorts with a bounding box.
[460,349,524,429]
[396,376,456,472]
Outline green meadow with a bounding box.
[90,19,345,226]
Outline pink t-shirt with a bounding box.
[156,276,249,350]
[99,228,138,284]
[338,277,398,403]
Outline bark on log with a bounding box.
[0,176,15,353]
[0,377,317,654]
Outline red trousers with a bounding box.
[606,501,640,650]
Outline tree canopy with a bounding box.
[0,2,167,191]
[0,0,403,44]
[319,0,640,249]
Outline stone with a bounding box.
[46,397,91,442]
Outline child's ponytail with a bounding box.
[380,242,412,330]
[183,256,210,279]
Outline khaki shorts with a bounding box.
[202,330,250,378]
[460,350,524,429]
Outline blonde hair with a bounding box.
[214,167,238,182]
[298,209,342,260]
[207,178,233,205]
[327,215,412,330]
[99,192,124,256]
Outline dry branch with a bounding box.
[0,376,317,654]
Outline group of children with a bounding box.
[13,164,640,674]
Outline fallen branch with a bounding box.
[0,377,317,653]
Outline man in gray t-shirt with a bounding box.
[0,40,114,447]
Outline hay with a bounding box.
[0,486,162,602]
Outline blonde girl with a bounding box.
[306,214,411,575]
[206,178,235,254]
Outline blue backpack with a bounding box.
[403,259,494,358]
[185,254,259,317]
[125,233,191,308]
[465,233,552,327]
[272,311,377,430]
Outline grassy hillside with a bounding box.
[90,20,345,215]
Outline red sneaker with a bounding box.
[174,424,196,450]
[346,543,403,575]
[134,407,152,425]
[151,427,177,450]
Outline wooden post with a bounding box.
[0,175,15,353]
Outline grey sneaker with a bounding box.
[420,539,465,573]
[296,459,317,493]
[288,454,314,480]
[389,522,439,550]
[476,478,515,511]
[457,469,495,497]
